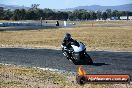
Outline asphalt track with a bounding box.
[0,48,132,77]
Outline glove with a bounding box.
[63,46,67,50]
[61,45,68,51]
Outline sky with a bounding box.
[1,0,132,9]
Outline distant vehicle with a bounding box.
[120,16,132,20]
[111,17,119,20]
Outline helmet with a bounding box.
[64,33,71,40]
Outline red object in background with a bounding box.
[76,66,131,85]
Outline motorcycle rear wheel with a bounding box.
[84,53,93,65]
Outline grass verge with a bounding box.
[0,26,132,51]
[0,64,131,88]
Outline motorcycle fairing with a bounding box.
[71,42,86,53]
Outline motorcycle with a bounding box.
[61,40,93,65]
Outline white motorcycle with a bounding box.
[61,40,93,65]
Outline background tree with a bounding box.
[34,9,44,20]
[3,9,13,20]
[19,9,26,20]
[43,8,54,20]
[102,12,107,20]
[30,4,40,10]
[26,10,37,20]
[96,10,102,20]
[0,5,132,21]
[72,10,81,20]
[0,7,4,20]
[112,10,119,17]
[106,9,112,19]
[89,11,97,20]
[11,9,21,20]
[67,11,74,20]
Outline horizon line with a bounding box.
[1,3,132,10]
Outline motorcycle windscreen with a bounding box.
[71,42,85,53]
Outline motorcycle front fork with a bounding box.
[63,52,73,61]
[63,52,67,56]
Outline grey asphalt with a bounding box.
[0,48,132,77]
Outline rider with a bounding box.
[62,33,75,49]
[62,33,75,60]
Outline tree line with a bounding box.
[0,7,132,21]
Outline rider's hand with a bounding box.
[64,46,68,50]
